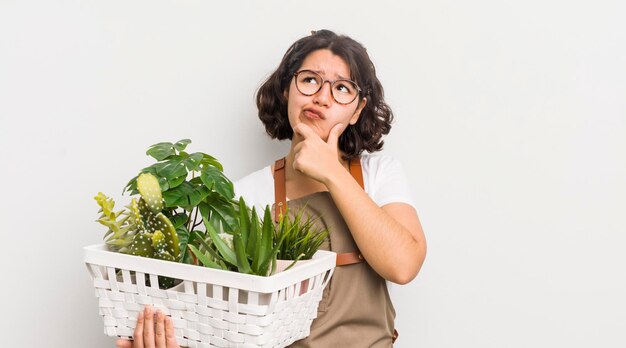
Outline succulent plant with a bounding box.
[274,207,329,266]
[94,192,134,252]
[188,197,285,276]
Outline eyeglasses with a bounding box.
[293,70,362,105]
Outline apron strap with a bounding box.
[273,156,366,266]
[273,157,287,221]
[349,158,365,190]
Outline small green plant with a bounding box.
[274,207,329,270]
[188,197,285,276]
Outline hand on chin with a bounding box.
[294,119,327,142]
[292,123,344,184]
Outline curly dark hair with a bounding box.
[256,30,393,160]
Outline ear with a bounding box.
[349,97,367,125]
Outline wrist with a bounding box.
[323,163,352,190]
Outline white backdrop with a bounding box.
[1,1,625,347]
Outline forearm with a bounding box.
[325,169,426,284]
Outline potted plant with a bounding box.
[86,139,337,347]
[273,208,330,273]
[186,197,285,276]
[94,139,239,287]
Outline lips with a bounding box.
[303,108,325,120]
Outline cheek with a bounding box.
[286,93,300,127]
[286,87,304,116]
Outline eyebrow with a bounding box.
[308,69,350,80]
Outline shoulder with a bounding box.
[359,153,416,208]
[233,165,274,211]
[360,153,406,178]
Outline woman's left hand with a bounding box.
[115,305,180,348]
[292,123,344,184]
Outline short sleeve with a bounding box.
[362,154,416,209]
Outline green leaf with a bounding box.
[181,227,202,265]
[254,206,273,273]
[234,233,252,274]
[174,139,192,152]
[259,232,286,276]
[188,244,223,269]
[156,156,188,179]
[203,215,237,266]
[201,195,237,232]
[169,213,189,229]
[183,152,204,172]
[200,166,234,200]
[249,207,263,272]
[200,154,223,171]
[167,175,186,190]
[162,182,210,209]
[146,142,176,161]
[238,197,250,249]
[124,175,138,195]
[191,231,224,263]
[176,226,190,262]
[248,207,260,266]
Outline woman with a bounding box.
[117,29,426,348]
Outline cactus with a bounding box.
[124,173,179,261]
[95,173,180,288]
[125,197,179,261]
[136,173,163,213]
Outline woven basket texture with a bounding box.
[84,244,335,348]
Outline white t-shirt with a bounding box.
[234,153,416,213]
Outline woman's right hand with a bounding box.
[115,306,180,348]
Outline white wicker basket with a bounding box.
[84,244,335,348]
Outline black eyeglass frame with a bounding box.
[292,70,362,105]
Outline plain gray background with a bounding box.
[1,0,625,347]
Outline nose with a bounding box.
[313,81,333,106]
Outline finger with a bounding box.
[293,141,304,156]
[115,339,132,348]
[133,309,145,347]
[293,123,315,139]
[326,123,343,147]
[154,310,166,347]
[143,306,156,348]
[164,316,179,348]
[292,151,302,172]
